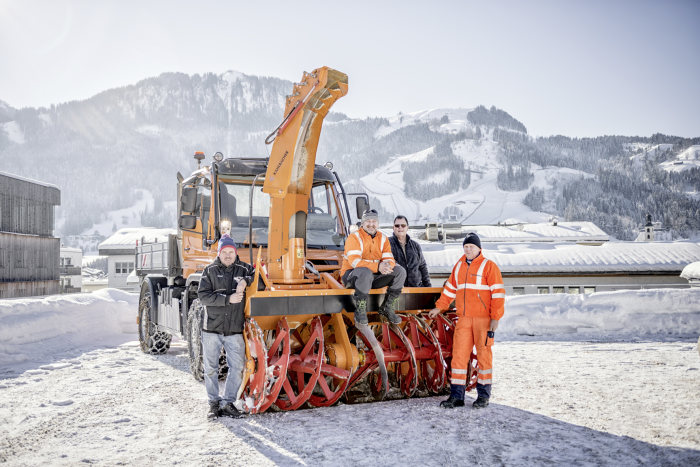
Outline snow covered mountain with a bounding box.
[0,71,292,236]
[347,109,590,225]
[0,72,698,244]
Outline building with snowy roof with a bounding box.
[98,227,175,289]
[59,246,82,293]
[421,240,700,295]
[413,221,609,244]
[389,220,698,294]
[0,171,61,298]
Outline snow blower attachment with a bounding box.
[135,67,478,413]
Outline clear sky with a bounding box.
[0,0,698,137]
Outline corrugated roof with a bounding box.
[98,227,176,250]
[423,241,700,274]
[391,221,608,243]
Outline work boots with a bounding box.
[440,397,465,408]
[472,397,490,409]
[378,294,402,324]
[353,297,368,325]
[220,402,243,418]
[207,401,221,419]
[440,384,466,409]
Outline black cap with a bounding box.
[361,209,379,222]
[462,232,481,249]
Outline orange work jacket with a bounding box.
[435,253,505,320]
[340,228,395,277]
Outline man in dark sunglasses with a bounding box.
[389,215,431,287]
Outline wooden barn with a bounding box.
[0,172,61,298]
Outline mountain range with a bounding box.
[1,70,698,247]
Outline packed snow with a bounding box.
[1,288,698,465]
[682,261,700,283]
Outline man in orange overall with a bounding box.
[340,209,406,326]
[429,232,505,408]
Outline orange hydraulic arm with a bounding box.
[262,67,348,283]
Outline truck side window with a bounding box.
[200,190,211,236]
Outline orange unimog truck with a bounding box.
[135,67,476,413]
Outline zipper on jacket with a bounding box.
[463,259,470,318]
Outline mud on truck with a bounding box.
[135,67,478,413]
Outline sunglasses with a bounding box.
[394,224,407,228]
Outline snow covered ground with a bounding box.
[1,289,699,465]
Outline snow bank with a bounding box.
[0,289,137,374]
[1,288,697,375]
[681,261,700,281]
[502,288,700,339]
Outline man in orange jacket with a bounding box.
[340,209,406,326]
[429,232,505,408]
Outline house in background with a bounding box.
[416,221,700,295]
[81,255,108,292]
[0,172,61,298]
[98,227,175,289]
[59,246,82,293]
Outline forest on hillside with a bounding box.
[2,78,698,242]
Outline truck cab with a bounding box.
[136,154,368,354]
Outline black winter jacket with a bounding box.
[389,234,431,287]
[197,257,255,335]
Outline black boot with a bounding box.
[440,384,465,408]
[378,293,402,324]
[220,402,243,418]
[207,401,221,419]
[353,296,368,325]
[440,397,465,408]
[473,383,491,408]
[472,397,489,408]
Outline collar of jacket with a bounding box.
[359,228,382,240]
[214,256,238,270]
[464,251,483,265]
[391,233,411,244]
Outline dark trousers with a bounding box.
[341,265,406,300]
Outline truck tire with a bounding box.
[186,299,205,381]
[138,286,172,354]
[187,299,229,381]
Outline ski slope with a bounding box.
[358,113,592,225]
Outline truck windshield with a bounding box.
[219,181,345,249]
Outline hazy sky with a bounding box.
[1,0,698,137]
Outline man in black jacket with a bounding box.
[389,215,431,287]
[197,234,254,419]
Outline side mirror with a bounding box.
[179,215,197,230]
[356,197,369,219]
[181,187,197,213]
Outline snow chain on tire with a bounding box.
[138,288,172,354]
[186,298,228,382]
